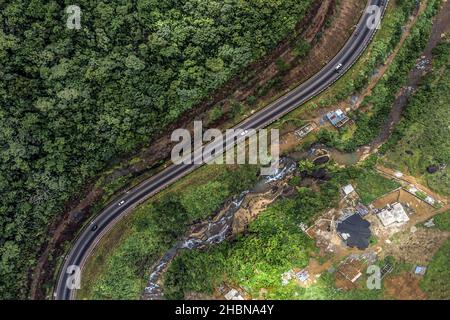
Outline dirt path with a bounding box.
[298,0,450,163]
[355,2,428,109]
[370,0,450,152]
[384,272,428,300]
[376,166,448,204]
[287,0,450,295]
[30,0,367,299]
[276,1,426,146]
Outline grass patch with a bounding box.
[332,161,401,205]
[382,39,450,196]
[434,210,450,232]
[163,179,341,299]
[317,0,442,152]
[353,170,401,205]
[78,164,259,299]
[421,238,450,299]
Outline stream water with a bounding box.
[143,158,297,300]
[142,47,446,296]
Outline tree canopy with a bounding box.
[0,0,313,298]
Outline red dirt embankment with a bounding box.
[30,0,367,299]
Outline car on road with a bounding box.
[55,0,386,300]
[91,224,98,232]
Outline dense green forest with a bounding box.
[0,0,314,298]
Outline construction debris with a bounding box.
[224,289,244,300]
[299,222,309,233]
[415,56,430,70]
[281,270,296,285]
[424,218,435,228]
[295,123,316,139]
[414,266,427,276]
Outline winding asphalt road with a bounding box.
[55,0,387,300]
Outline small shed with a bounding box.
[326,109,350,128]
[342,184,355,196]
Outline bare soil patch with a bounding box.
[281,0,366,91]
[384,228,449,265]
[384,272,428,300]
[31,0,368,299]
